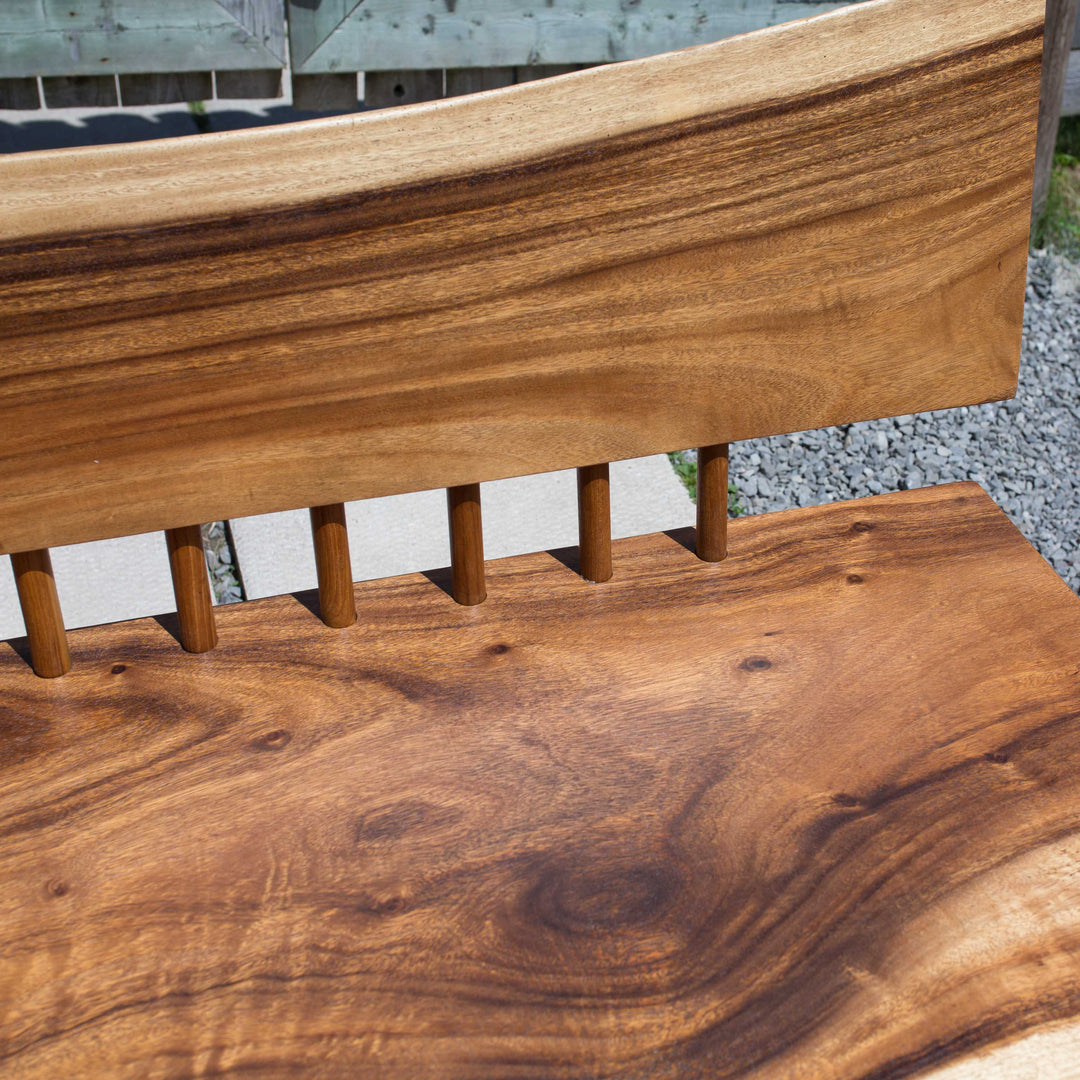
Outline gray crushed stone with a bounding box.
[201,521,244,605]
[680,249,1080,593]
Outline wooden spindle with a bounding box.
[309,503,356,628]
[11,548,71,678]
[577,463,612,583]
[696,443,729,563]
[447,484,486,606]
[165,525,217,653]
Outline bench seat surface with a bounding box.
[2,482,1080,1078]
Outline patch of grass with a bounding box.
[667,451,746,517]
[1032,117,1080,257]
[1057,115,1080,160]
[187,100,211,134]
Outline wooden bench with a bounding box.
[3,0,1079,1075]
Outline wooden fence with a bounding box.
[1065,14,1080,115]
[0,0,862,111]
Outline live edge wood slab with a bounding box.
[2,484,1080,1078]
[0,0,1043,554]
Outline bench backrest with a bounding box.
[0,0,1044,675]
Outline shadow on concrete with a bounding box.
[0,104,361,154]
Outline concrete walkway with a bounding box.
[0,535,179,641]
[231,456,693,600]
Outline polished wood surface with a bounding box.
[0,0,1042,555]
[164,525,217,654]
[447,483,486,606]
[576,463,612,583]
[309,503,356,629]
[695,443,729,563]
[8,548,70,679]
[2,484,1080,1077]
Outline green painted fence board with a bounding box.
[289,0,870,74]
[288,1,365,71]
[0,0,285,78]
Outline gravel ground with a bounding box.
[675,249,1080,593]
[201,521,244,605]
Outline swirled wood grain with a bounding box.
[0,0,1043,555]
[1,483,1079,1077]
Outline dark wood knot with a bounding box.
[528,859,680,936]
[251,729,292,751]
[739,656,772,672]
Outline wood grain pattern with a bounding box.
[9,547,69,679]
[577,463,612,583]
[164,525,217,654]
[447,483,486,606]
[0,0,1042,555]
[2,484,1079,1076]
[309,503,356,629]
[695,443,729,563]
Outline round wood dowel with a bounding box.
[696,443,730,563]
[309,503,356,628]
[447,483,486,606]
[11,548,71,678]
[165,525,218,653]
[577,463,612,583]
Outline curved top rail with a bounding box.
[0,0,1044,555]
[0,0,1039,242]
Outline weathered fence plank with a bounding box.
[289,0,868,73]
[0,0,284,79]
[1065,51,1080,116]
[445,67,515,98]
[365,69,444,109]
[1034,0,1080,218]
[291,73,358,112]
[41,74,117,108]
[0,76,39,110]
[215,69,283,100]
[119,72,213,108]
